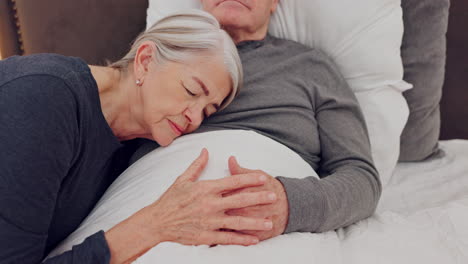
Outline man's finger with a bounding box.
[228,156,252,175]
[177,148,209,182]
[216,216,273,231]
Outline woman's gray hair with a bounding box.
[110,9,242,109]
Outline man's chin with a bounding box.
[214,13,246,30]
[210,3,248,21]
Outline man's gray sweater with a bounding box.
[198,35,381,233]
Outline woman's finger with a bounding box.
[210,173,266,193]
[177,148,209,182]
[226,205,271,218]
[217,191,276,210]
[200,230,259,246]
[216,215,273,231]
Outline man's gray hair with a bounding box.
[110,9,242,109]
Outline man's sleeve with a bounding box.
[0,76,110,263]
[277,55,382,233]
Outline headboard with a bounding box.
[440,0,468,140]
[0,0,148,65]
[0,0,466,140]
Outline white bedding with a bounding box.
[48,132,468,264]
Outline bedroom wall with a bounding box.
[0,0,148,65]
[440,0,468,140]
[0,0,21,58]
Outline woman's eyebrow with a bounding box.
[192,76,221,110]
[192,76,209,96]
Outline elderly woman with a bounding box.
[0,10,277,264]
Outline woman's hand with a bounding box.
[145,148,277,245]
[106,148,276,264]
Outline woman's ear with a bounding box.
[133,41,157,83]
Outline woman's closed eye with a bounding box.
[181,81,197,97]
[185,87,196,96]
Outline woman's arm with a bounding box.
[0,76,117,264]
[0,76,81,264]
[42,232,110,263]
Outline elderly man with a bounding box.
[136,0,381,241]
[199,0,381,239]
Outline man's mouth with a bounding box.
[217,0,250,9]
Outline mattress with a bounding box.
[48,136,468,264]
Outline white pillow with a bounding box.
[146,0,411,185]
[47,130,318,259]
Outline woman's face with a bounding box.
[138,55,231,146]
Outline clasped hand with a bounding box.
[106,149,290,264]
[143,148,282,246]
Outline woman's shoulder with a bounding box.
[0,53,89,86]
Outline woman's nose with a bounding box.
[183,106,203,129]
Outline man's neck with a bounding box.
[224,25,269,44]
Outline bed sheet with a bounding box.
[48,137,468,264]
[135,140,468,264]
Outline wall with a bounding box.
[440,0,468,139]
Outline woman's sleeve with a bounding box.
[0,76,110,264]
[43,231,110,263]
[276,54,382,233]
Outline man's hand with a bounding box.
[224,157,289,241]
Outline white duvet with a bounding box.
[48,131,468,264]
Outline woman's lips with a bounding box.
[168,120,183,136]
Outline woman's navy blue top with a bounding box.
[0,54,130,263]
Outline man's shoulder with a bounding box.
[267,35,335,63]
[266,35,339,72]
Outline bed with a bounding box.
[1,0,467,263]
[45,133,468,263]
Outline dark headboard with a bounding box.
[0,0,148,65]
[440,0,468,140]
[0,0,467,139]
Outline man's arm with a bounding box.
[279,53,381,233]
[227,53,381,236]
